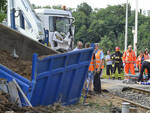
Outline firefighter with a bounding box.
[122,45,136,79]
[111,46,123,79]
[138,60,150,82]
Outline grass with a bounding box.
[101,68,124,80]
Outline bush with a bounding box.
[0,13,6,22]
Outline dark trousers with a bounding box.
[114,63,121,74]
[106,65,113,75]
[138,61,150,82]
[94,69,102,93]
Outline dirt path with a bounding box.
[0,50,32,80]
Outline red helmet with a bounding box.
[115,46,120,51]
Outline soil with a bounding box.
[0,50,32,80]
[0,89,148,113]
[0,90,120,113]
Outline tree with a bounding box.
[75,25,88,44]
[99,36,113,53]
[0,0,6,22]
[77,2,92,16]
[0,0,7,13]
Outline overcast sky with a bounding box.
[29,0,150,10]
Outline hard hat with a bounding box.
[115,46,120,51]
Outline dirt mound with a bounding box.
[0,50,32,80]
[0,91,65,113]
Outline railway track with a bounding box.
[123,86,150,94]
[112,86,150,110]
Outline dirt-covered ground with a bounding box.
[0,90,148,113]
[0,50,32,80]
[0,90,122,113]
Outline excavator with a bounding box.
[6,0,75,52]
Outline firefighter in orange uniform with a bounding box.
[122,45,136,76]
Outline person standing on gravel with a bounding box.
[94,44,104,94]
[105,50,113,79]
[111,46,122,79]
[122,45,136,79]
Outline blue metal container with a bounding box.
[0,48,94,106]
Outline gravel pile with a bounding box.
[114,89,150,107]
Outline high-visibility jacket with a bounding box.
[122,50,136,63]
[95,50,104,69]
[89,55,95,71]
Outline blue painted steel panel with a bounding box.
[30,48,93,106]
[0,64,32,106]
[0,48,93,106]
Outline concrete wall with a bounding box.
[0,24,58,61]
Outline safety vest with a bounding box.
[123,50,136,63]
[89,55,95,71]
[95,50,104,69]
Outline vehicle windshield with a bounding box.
[54,17,70,34]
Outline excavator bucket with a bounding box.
[0,24,58,61]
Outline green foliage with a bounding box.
[73,3,150,53]
[0,12,6,22]
[0,0,7,13]
[77,2,92,16]
[99,36,113,53]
